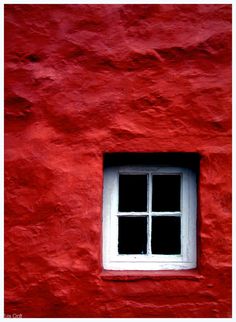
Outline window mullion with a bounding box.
[147,173,152,255]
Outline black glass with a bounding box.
[118,217,147,254]
[151,216,181,254]
[152,175,180,211]
[119,175,147,212]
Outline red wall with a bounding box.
[4,4,232,318]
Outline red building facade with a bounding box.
[4,4,232,318]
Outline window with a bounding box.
[102,154,198,270]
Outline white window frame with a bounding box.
[102,165,197,271]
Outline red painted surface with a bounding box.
[4,4,232,318]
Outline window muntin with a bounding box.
[103,165,197,270]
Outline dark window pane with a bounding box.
[151,216,181,254]
[118,217,147,254]
[119,175,147,212]
[152,175,180,211]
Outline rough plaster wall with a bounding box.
[4,4,231,317]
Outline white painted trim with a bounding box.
[103,165,197,270]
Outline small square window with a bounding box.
[102,153,198,270]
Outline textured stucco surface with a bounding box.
[4,4,231,318]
